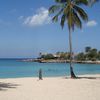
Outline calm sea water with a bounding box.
[0,59,100,78]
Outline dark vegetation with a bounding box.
[39,47,100,61]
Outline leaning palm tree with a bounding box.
[49,0,97,78]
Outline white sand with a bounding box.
[0,75,100,100]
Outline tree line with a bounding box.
[39,47,100,61]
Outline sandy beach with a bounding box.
[0,75,100,100]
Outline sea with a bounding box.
[0,59,100,78]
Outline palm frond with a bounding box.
[72,10,82,29]
[55,0,68,3]
[52,15,59,22]
[52,8,64,22]
[60,14,66,29]
[74,0,88,5]
[73,5,88,22]
[67,11,74,30]
[63,4,69,15]
[49,5,61,14]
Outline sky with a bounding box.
[0,0,100,58]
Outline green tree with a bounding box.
[42,54,55,60]
[76,52,85,61]
[85,47,91,53]
[60,52,69,59]
[49,0,87,78]
[97,51,100,60]
[49,0,97,78]
[85,47,91,60]
[92,48,97,53]
[88,48,98,60]
[56,51,61,55]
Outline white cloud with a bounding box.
[86,20,97,27]
[23,7,51,27]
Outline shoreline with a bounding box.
[38,60,100,64]
[0,73,100,79]
[19,59,100,64]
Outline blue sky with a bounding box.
[0,0,100,58]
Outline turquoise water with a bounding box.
[0,59,100,78]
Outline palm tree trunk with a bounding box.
[69,28,76,78]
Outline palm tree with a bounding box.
[49,0,97,78]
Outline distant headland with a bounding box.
[19,47,100,64]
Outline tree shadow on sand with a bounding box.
[64,76,100,80]
[0,82,19,91]
[76,76,100,79]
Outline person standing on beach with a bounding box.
[39,69,43,80]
